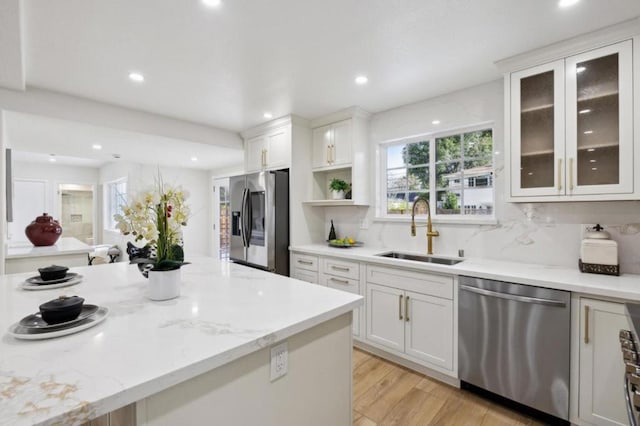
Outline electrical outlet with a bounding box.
[270,342,288,381]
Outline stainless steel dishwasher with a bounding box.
[458,276,571,421]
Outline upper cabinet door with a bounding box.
[510,60,565,197]
[312,125,332,168]
[565,40,633,196]
[245,135,265,173]
[265,126,291,170]
[330,119,353,167]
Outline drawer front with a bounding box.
[320,273,359,294]
[291,268,318,284]
[323,258,359,280]
[366,265,453,300]
[291,253,318,272]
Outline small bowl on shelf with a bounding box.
[38,265,69,281]
[39,295,84,324]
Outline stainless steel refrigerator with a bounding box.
[229,169,289,276]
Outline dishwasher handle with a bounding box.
[460,284,567,308]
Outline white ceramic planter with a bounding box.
[330,190,345,200]
[148,268,181,301]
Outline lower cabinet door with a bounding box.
[578,298,627,426]
[404,290,453,370]
[366,283,404,352]
[291,268,318,284]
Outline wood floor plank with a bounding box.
[415,376,457,400]
[354,415,377,426]
[353,357,397,400]
[378,388,446,426]
[355,367,423,422]
[429,395,488,426]
[353,348,373,369]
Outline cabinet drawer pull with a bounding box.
[399,295,403,321]
[331,266,350,272]
[405,295,410,322]
[569,158,574,191]
[326,145,331,164]
[329,277,349,285]
[557,158,562,191]
[584,304,590,344]
[297,260,313,265]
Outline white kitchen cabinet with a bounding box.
[243,122,291,173]
[365,265,455,373]
[320,257,361,337]
[290,253,318,284]
[312,119,352,169]
[575,297,627,426]
[503,38,636,201]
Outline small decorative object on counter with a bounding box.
[25,213,63,246]
[37,265,69,281]
[328,220,337,240]
[329,178,348,200]
[115,175,190,300]
[39,295,84,324]
[579,224,619,276]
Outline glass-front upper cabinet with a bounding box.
[509,39,633,199]
[565,40,633,196]
[510,60,565,197]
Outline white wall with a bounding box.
[100,162,211,259]
[323,80,640,274]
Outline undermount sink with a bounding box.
[374,251,464,265]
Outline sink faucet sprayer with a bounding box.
[410,194,439,255]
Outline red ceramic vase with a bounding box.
[25,213,63,246]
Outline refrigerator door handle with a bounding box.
[246,189,253,245]
[240,188,249,247]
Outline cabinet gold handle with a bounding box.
[584,305,590,344]
[557,158,562,191]
[326,145,331,164]
[405,295,410,322]
[329,277,349,285]
[399,295,403,321]
[331,266,349,272]
[569,158,574,191]
[331,145,336,164]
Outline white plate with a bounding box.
[8,306,109,340]
[25,272,79,285]
[20,275,83,291]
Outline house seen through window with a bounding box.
[384,128,494,219]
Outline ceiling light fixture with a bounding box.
[576,66,586,74]
[202,0,222,7]
[355,75,368,85]
[92,144,102,150]
[128,72,145,82]
[559,0,580,8]
[432,120,441,125]
[579,109,591,114]
[263,112,273,119]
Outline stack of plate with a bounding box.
[21,272,83,291]
[8,305,109,340]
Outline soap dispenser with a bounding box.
[579,224,619,276]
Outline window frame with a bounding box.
[103,177,127,232]
[376,123,496,224]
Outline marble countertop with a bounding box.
[6,238,92,259]
[0,259,362,426]
[290,244,640,302]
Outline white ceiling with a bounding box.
[22,0,640,132]
[5,112,243,170]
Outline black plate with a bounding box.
[25,272,79,285]
[18,304,99,329]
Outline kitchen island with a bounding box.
[5,237,92,274]
[0,258,362,426]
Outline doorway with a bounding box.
[212,178,230,260]
[58,183,95,244]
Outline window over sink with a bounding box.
[379,126,494,222]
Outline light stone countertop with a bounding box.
[6,237,92,259]
[0,258,362,426]
[290,244,640,302]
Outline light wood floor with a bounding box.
[352,348,546,426]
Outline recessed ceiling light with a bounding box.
[579,109,591,114]
[92,144,102,150]
[263,112,273,119]
[559,0,580,8]
[202,0,222,7]
[128,72,145,82]
[591,167,598,171]
[432,120,441,125]
[191,156,198,162]
[576,66,586,74]
[587,148,596,152]
[355,75,368,85]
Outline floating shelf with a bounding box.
[303,199,369,207]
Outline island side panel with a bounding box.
[137,312,353,426]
